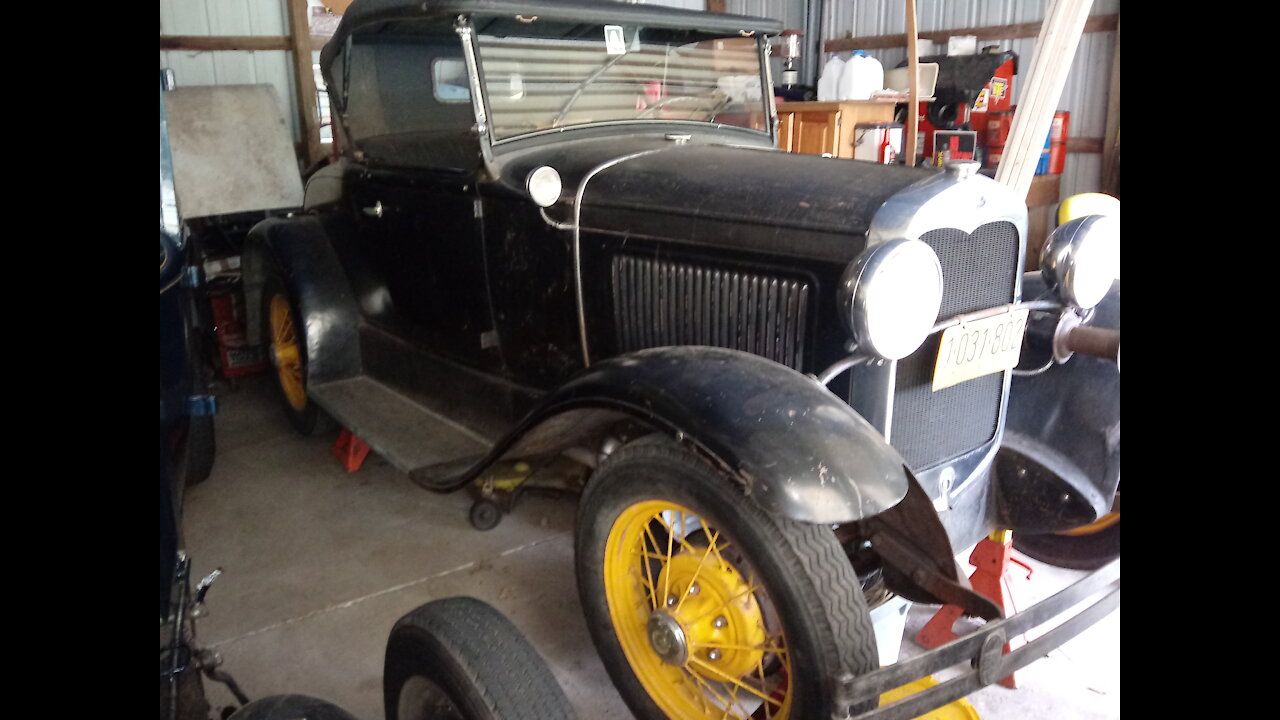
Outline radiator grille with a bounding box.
[611,255,810,370]
[891,221,1020,470]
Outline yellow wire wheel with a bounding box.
[269,294,307,411]
[260,270,335,436]
[577,438,879,720]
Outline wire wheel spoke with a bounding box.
[687,656,781,709]
[690,640,788,658]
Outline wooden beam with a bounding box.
[288,0,324,167]
[825,13,1116,53]
[160,35,291,52]
[994,0,1094,200]
[706,0,726,12]
[1065,137,1103,154]
[904,0,919,167]
[1101,17,1120,197]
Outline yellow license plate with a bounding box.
[932,308,1029,391]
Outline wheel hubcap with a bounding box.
[647,612,689,666]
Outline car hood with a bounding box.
[493,130,938,263]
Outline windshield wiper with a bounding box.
[551,49,631,127]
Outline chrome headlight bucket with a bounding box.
[841,238,945,360]
[1040,214,1119,310]
[526,166,562,208]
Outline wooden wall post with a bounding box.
[1101,16,1120,198]
[287,0,323,166]
[904,0,919,166]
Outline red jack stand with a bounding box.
[331,429,370,472]
[915,530,1034,689]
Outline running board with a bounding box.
[309,376,493,475]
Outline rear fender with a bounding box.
[417,346,911,525]
[242,215,363,386]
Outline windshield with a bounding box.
[474,25,769,141]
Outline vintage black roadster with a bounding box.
[241,1,1120,718]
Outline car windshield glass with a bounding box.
[474,25,768,140]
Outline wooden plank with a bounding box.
[1102,17,1120,197]
[905,0,919,166]
[287,0,324,167]
[707,0,726,13]
[1065,137,1103,154]
[825,13,1117,53]
[993,0,1094,200]
[160,35,291,51]
[1026,174,1061,208]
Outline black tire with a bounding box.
[183,414,216,486]
[468,499,502,531]
[227,694,358,720]
[261,269,336,437]
[384,597,575,720]
[576,439,879,720]
[1014,521,1120,570]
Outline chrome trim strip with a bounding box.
[927,298,1060,336]
[455,16,495,166]
[487,120,773,147]
[571,148,674,367]
[159,76,181,239]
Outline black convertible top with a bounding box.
[322,0,783,71]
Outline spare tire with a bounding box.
[384,597,575,720]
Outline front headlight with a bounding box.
[1040,214,1119,310]
[841,238,944,360]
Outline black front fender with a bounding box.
[419,346,910,524]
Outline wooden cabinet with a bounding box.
[775,101,897,159]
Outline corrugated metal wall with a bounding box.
[726,0,1116,199]
[161,0,1115,197]
[823,0,1117,199]
[159,0,302,143]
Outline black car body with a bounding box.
[241,2,1120,718]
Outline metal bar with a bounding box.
[845,559,1118,702]
[852,584,1118,719]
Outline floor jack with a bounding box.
[916,530,1034,689]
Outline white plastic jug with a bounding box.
[838,50,884,101]
[817,55,845,102]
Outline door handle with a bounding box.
[362,201,383,218]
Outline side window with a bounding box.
[339,33,479,170]
[432,58,471,103]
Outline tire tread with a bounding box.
[385,597,574,720]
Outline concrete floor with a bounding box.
[184,373,1119,720]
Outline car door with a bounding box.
[345,38,500,372]
[354,171,494,360]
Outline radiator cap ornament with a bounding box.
[944,161,980,181]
